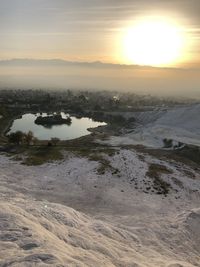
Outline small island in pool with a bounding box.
[35,114,72,126]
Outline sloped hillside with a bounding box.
[0,188,200,267]
[105,104,200,148]
[0,148,200,266]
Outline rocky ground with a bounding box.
[0,146,200,267]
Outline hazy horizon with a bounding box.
[0,0,200,98]
[0,58,200,98]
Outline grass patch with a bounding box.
[96,160,111,175]
[62,134,116,158]
[88,152,119,175]
[132,145,200,170]
[174,146,200,165]
[64,142,118,175]
[12,155,24,161]
[2,131,117,169]
[23,146,63,166]
[0,116,13,143]
[146,163,172,196]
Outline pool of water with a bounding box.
[9,113,106,140]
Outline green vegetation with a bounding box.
[35,114,72,126]
[51,137,60,146]
[22,146,63,166]
[0,143,63,166]
[0,111,13,143]
[146,163,172,196]
[8,131,25,145]
[174,145,200,165]
[8,131,36,146]
[133,145,200,170]
[1,126,117,167]
[64,139,118,175]
[0,106,8,117]
[88,152,119,175]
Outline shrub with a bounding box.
[51,137,60,146]
[24,131,34,145]
[8,131,24,145]
[163,138,173,148]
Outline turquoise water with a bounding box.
[9,113,106,140]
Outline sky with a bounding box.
[0,0,200,97]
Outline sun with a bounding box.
[122,17,185,66]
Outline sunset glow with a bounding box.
[122,18,186,66]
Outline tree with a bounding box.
[94,104,102,111]
[51,137,60,146]
[24,131,34,145]
[0,106,8,117]
[8,131,24,145]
